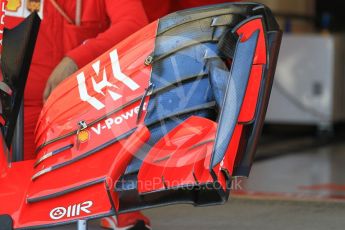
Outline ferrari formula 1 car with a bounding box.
[0,3,282,229]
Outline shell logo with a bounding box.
[6,0,22,12]
[77,130,90,143]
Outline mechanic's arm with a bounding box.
[43,0,148,101]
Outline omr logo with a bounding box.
[77,49,140,110]
[50,201,93,220]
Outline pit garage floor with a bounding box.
[50,142,345,230]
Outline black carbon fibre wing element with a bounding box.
[0,13,41,148]
[210,30,259,168]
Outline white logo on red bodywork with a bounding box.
[77,49,140,110]
[91,103,147,135]
[49,201,93,220]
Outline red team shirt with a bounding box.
[142,0,238,22]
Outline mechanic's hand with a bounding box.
[43,57,78,102]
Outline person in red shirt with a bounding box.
[5,0,148,160]
[142,0,239,22]
[5,0,150,229]
[5,0,148,159]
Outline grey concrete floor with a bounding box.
[242,142,345,199]
[144,198,345,230]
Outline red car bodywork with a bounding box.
[0,3,282,229]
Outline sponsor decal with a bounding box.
[6,0,21,12]
[77,49,140,110]
[50,201,93,220]
[77,130,90,143]
[5,0,43,19]
[91,103,147,135]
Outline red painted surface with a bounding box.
[236,18,267,65]
[138,116,217,194]
[3,0,149,159]
[239,65,264,123]
[0,20,158,229]
[107,125,150,209]
[35,21,158,147]
[0,12,273,229]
